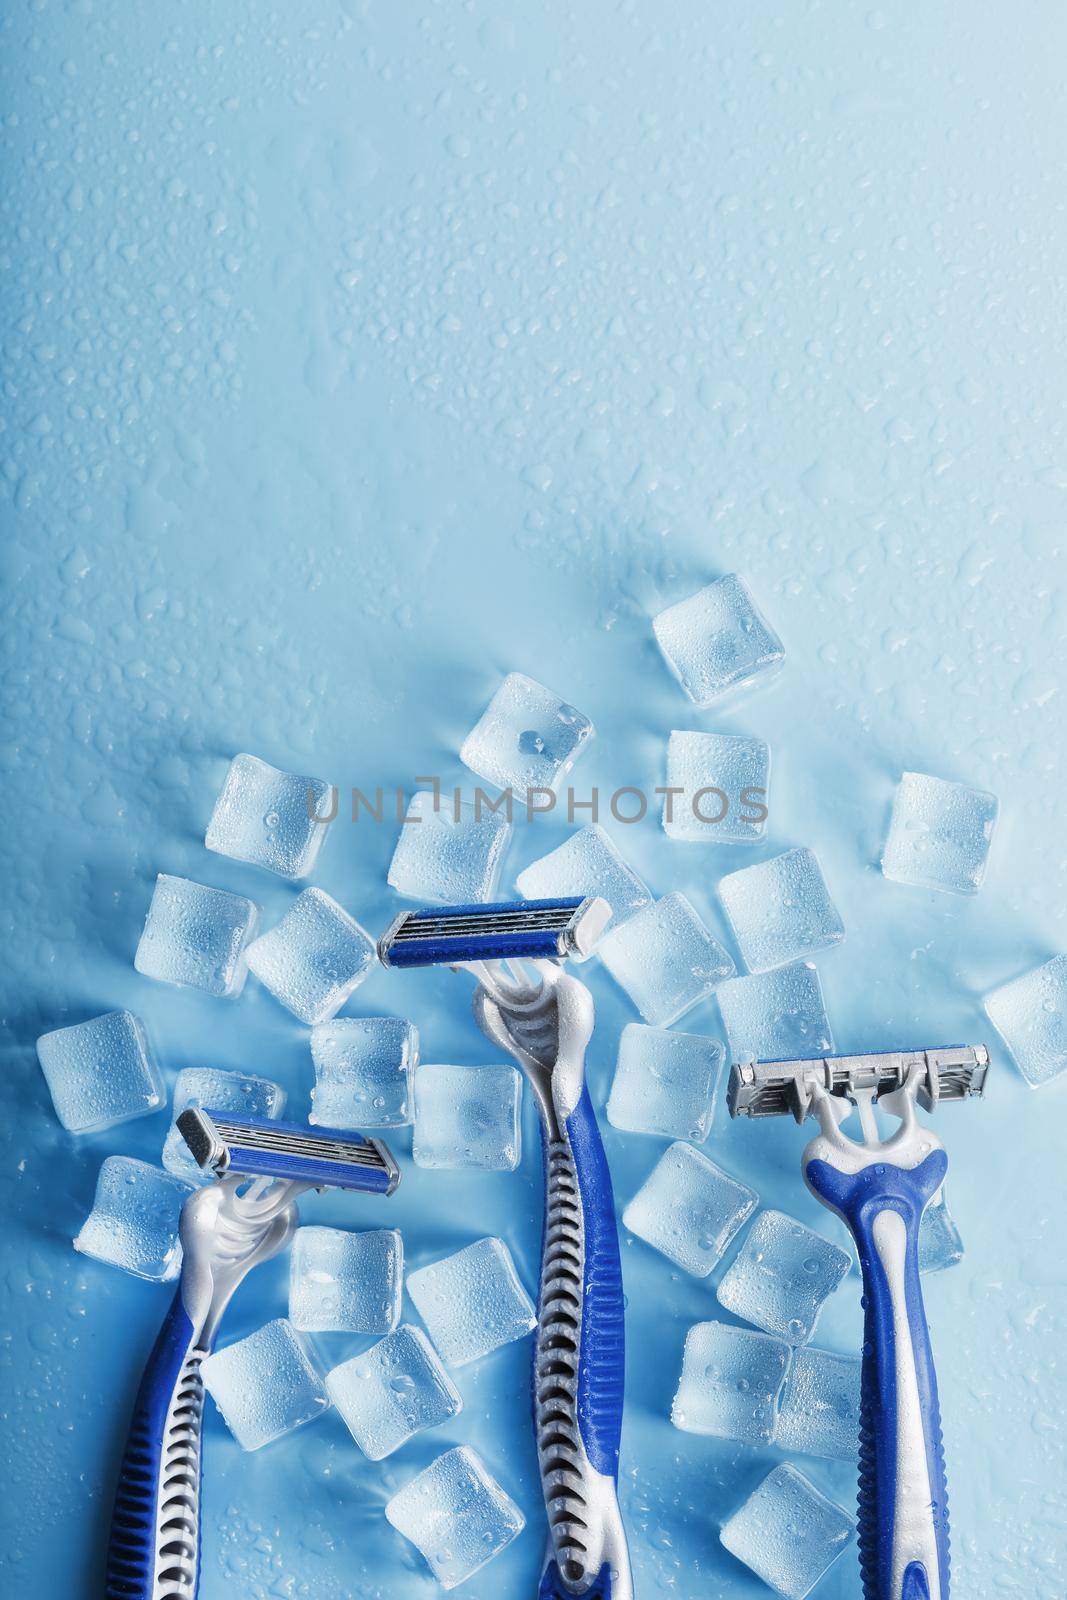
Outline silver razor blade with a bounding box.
[728,1045,990,1123]
[378,895,612,969]
[177,1108,401,1194]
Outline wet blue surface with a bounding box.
[2,3,1066,1597]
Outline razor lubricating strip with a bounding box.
[378,895,611,969]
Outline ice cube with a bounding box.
[412,1063,522,1171]
[775,1346,861,1461]
[460,671,594,798]
[671,1321,791,1444]
[162,1066,286,1182]
[326,1324,461,1460]
[716,1210,851,1343]
[719,1463,855,1599]
[36,1010,163,1135]
[407,1237,536,1366]
[388,791,512,903]
[653,574,785,707]
[715,962,835,1062]
[385,1445,525,1589]
[205,752,334,880]
[881,770,998,896]
[598,892,735,1026]
[289,1226,403,1335]
[606,1024,725,1142]
[74,1157,194,1282]
[245,887,376,1025]
[200,1318,329,1451]
[623,1141,757,1277]
[984,953,1067,1088]
[515,824,650,932]
[134,873,259,998]
[663,730,771,845]
[309,1017,417,1128]
[718,847,844,973]
[919,1189,964,1274]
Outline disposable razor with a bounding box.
[379,897,632,1600]
[104,1111,399,1600]
[728,1046,989,1600]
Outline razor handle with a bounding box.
[805,1146,950,1600]
[104,1288,211,1600]
[535,1086,631,1600]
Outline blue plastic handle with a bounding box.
[564,1084,626,1479]
[806,1149,950,1600]
[104,1290,205,1600]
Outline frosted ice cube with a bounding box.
[388,791,512,903]
[606,1024,725,1142]
[200,1318,329,1451]
[718,847,844,973]
[716,962,835,1062]
[881,770,998,896]
[413,1064,522,1171]
[385,1446,525,1589]
[775,1346,861,1461]
[671,1321,791,1444]
[516,824,650,933]
[289,1226,403,1335]
[663,730,770,845]
[460,671,594,798]
[162,1066,286,1182]
[205,752,334,880]
[407,1237,536,1366]
[919,1189,964,1274]
[245,888,376,1025]
[74,1157,193,1282]
[310,1017,417,1128]
[653,574,785,707]
[36,1010,163,1134]
[326,1325,461,1460]
[134,873,259,998]
[720,1463,855,1599]
[716,1210,851,1343]
[623,1141,757,1277]
[984,953,1067,1088]
[598,893,735,1026]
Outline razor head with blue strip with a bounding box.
[176,1108,401,1194]
[377,895,612,969]
[727,1045,990,1123]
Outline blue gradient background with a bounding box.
[2,4,1065,1597]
